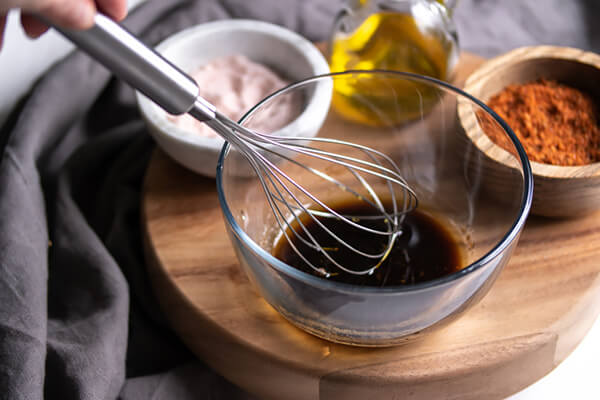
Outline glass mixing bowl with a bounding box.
[216,71,533,346]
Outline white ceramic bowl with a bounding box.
[136,19,332,177]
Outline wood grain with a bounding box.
[461,45,600,217]
[142,53,600,399]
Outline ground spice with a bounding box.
[478,79,600,166]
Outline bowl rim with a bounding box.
[463,45,600,179]
[216,70,534,294]
[135,18,331,154]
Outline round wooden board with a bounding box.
[142,54,600,400]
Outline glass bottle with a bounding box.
[328,0,459,125]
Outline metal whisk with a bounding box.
[51,14,418,277]
[211,113,418,277]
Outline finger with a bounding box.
[96,0,127,21]
[0,14,7,50]
[21,12,49,38]
[33,0,96,30]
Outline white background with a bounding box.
[0,2,599,399]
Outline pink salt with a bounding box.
[169,55,301,138]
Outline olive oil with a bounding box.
[329,10,457,125]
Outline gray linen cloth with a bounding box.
[0,0,598,399]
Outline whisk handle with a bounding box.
[47,13,215,119]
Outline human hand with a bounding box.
[0,0,127,48]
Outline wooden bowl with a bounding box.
[459,45,600,217]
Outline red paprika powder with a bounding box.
[479,79,600,166]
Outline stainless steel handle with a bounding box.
[49,13,215,119]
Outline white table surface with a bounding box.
[1,6,599,400]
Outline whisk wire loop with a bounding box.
[210,112,418,277]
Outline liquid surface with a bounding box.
[272,201,464,287]
[329,11,455,125]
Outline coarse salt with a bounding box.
[168,54,301,138]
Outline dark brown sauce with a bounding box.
[272,200,464,287]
